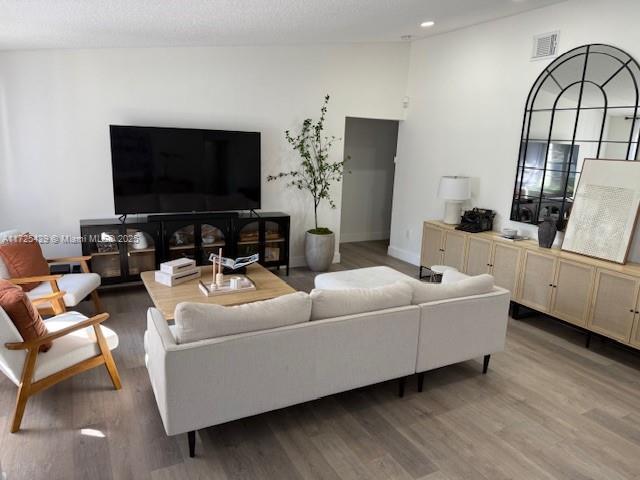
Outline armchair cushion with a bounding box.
[34,311,118,382]
[0,234,49,291]
[0,280,51,352]
[27,273,101,307]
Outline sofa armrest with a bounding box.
[416,288,510,372]
[144,310,318,437]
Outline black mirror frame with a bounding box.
[511,43,640,230]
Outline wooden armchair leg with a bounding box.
[11,349,38,433]
[11,386,31,433]
[93,325,122,390]
[90,291,104,314]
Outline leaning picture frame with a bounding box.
[561,159,640,264]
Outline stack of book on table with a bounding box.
[155,258,201,286]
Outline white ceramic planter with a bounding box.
[305,231,335,272]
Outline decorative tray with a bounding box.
[198,275,256,297]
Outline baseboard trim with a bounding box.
[387,245,420,266]
[290,252,341,269]
[339,231,390,243]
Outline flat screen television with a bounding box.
[110,125,261,214]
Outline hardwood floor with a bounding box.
[2,240,640,479]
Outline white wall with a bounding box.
[340,117,398,243]
[390,0,640,265]
[0,43,409,264]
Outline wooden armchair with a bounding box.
[9,256,103,316]
[0,298,121,432]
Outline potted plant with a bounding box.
[268,95,349,271]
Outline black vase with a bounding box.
[538,216,557,248]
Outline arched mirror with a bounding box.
[511,44,640,229]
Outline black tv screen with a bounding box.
[110,125,261,214]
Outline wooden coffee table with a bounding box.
[141,263,296,320]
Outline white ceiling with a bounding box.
[0,0,567,50]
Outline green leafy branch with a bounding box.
[267,94,350,232]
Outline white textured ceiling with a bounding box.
[0,0,566,50]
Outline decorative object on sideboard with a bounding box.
[562,159,640,264]
[511,44,640,230]
[537,216,557,248]
[456,208,495,232]
[97,232,118,253]
[132,231,150,250]
[502,228,517,239]
[438,176,471,225]
[267,94,349,272]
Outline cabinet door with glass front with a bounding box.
[200,223,228,265]
[263,220,288,267]
[236,221,260,258]
[164,222,197,261]
[82,226,123,284]
[124,223,160,280]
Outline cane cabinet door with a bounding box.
[519,250,557,312]
[491,243,522,297]
[442,231,467,271]
[465,237,492,276]
[589,270,640,342]
[421,224,444,267]
[549,260,595,327]
[630,299,640,348]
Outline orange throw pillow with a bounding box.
[0,279,51,352]
[0,234,49,291]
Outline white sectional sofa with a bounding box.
[144,266,510,457]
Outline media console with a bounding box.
[80,212,290,285]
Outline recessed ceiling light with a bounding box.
[420,21,435,28]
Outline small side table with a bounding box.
[418,265,458,283]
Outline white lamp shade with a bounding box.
[438,176,471,201]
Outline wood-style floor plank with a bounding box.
[1,240,640,479]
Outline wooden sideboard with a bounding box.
[421,220,640,350]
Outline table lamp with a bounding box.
[438,176,470,224]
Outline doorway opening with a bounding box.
[340,117,399,251]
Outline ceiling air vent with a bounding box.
[532,31,559,60]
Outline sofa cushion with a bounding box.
[0,279,51,351]
[310,282,413,321]
[173,292,312,344]
[410,274,495,305]
[0,234,49,291]
[314,266,415,290]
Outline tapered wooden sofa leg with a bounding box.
[188,430,196,458]
[417,372,425,392]
[482,354,491,374]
